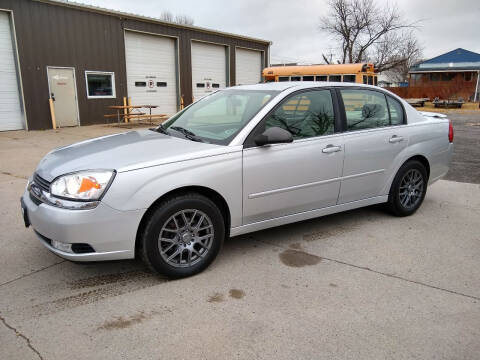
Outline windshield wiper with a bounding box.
[170,126,204,142]
[151,124,169,135]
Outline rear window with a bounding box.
[341,89,389,130]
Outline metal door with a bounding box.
[47,67,79,127]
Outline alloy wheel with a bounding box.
[399,169,424,210]
[158,209,214,268]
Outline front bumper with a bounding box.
[22,189,145,261]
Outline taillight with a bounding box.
[448,120,454,143]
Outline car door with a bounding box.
[337,88,409,204]
[242,89,344,224]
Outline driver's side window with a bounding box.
[264,90,335,139]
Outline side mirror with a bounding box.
[254,126,293,146]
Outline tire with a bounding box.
[386,160,428,217]
[140,193,225,278]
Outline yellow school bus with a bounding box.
[262,63,378,85]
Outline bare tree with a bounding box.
[319,0,421,72]
[380,31,423,82]
[160,11,194,25]
[160,11,174,23]
[174,14,194,26]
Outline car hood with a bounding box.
[35,130,224,181]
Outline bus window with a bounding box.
[291,76,301,81]
[316,75,328,81]
[278,76,289,82]
[374,76,378,86]
[363,75,368,84]
[343,75,356,83]
[329,75,342,82]
[302,75,314,81]
[368,76,373,85]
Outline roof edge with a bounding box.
[33,0,272,45]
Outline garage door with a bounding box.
[0,12,23,131]
[191,41,227,101]
[125,31,177,115]
[235,48,262,85]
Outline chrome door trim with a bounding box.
[248,168,384,200]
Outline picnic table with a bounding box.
[433,98,464,109]
[104,104,168,124]
[406,98,430,107]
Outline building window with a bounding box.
[441,73,455,81]
[430,73,441,81]
[464,72,473,81]
[85,71,115,98]
[410,73,423,83]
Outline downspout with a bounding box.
[475,70,480,102]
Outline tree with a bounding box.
[319,0,421,73]
[160,11,194,25]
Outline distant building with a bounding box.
[408,48,480,101]
[0,0,270,131]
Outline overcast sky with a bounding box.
[80,0,480,64]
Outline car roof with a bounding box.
[230,81,378,92]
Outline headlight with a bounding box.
[50,170,115,201]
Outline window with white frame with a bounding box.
[85,71,115,98]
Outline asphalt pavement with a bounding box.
[0,121,479,360]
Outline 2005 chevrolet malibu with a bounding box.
[21,82,453,278]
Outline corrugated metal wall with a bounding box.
[0,0,270,130]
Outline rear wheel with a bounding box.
[387,160,428,216]
[140,193,225,278]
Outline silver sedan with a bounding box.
[21,82,453,278]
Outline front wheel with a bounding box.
[140,193,225,278]
[386,160,428,217]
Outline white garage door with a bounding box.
[191,41,227,101]
[235,48,262,85]
[125,31,177,115]
[0,12,24,131]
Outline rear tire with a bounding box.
[140,193,225,278]
[386,160,428,217]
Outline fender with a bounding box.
[102,149,243,227]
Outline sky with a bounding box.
[78,0,480,64]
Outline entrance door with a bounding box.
[47,67,79,127]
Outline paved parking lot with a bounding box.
[0,119,479,360]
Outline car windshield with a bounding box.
[159,89,280,145]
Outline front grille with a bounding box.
[29,192,43,206]
[33,173,51,192]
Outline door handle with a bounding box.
[389,135,404,143]
[51,93,55,101]
[322,144,342,154]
